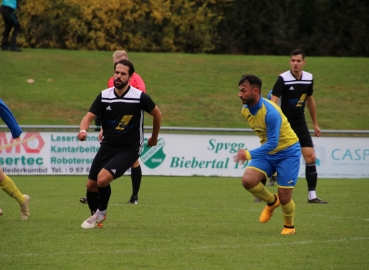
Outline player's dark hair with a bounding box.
[238,74,262,93]
[114,59,135,76]
[290,49,305,59]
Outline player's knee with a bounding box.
[304,154,316,163]
[241,175,255,189]
[86,180,98,192]
[302,148,316,163]
[97,175,113,187]
[279,196,291,205]
[131,159,140,168]
[278,190,293,205]
[97,178,109,187]
[96,169,114,187]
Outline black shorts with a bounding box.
[88,145,139,180]
[289,120,313,148]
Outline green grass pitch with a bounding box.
[0,176,368,269]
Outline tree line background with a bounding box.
[5,0,369,56]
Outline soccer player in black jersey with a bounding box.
[270,49,328,204]
[78,59,162,229]
[79,50,147,205]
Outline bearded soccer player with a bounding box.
[80,50,146,205]
[78,59,161,229]
[234,74,300,234]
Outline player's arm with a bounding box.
[77,94,101,141]
[234,109,281,163]
[0,99,22,139]
[146,106,162,147]
[77,112,96,141]
[306,95,321,137]
[248,109,281,158]
[270,76,284,105]
[98,129,103,141]
[270,94,280,105]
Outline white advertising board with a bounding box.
[0,132,368,178]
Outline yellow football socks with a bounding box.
[281,199,295,227]
[247,182,275,203]
[0,174,25,204]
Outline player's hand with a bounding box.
[233,149,247,164]
[77,130,87,141]
[313,124,321,137]
[146,137,158,147]
[98,129,103,141]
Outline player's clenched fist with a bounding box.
[77,130,87,141]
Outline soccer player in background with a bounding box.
[234,74,300,234]
[270,49,327,204]
[0,0,22,51]
[0,99,30,220]
[80,50,146,205]
[77,59,162,229]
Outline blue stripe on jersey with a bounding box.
[0,99,22,138]
[241,97,298,159]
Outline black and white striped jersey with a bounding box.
[89,86,156,152]
[272,70,314,122]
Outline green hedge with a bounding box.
[216,0,369,56]
[1,0,368,55]
[13,0,230,52]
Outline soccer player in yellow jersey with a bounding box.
[233,75,301,234]
[253,90,276,202]
[0,99,30,220]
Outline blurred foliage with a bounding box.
[14,0,230,52]
[0,0,367,55]
[216,0,369,56]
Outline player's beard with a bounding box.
[245,97,255,106]
[114,78,129,89]
[243,96,256,106]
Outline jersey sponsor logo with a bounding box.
[296,94,307,107]
[141,138,166,169]
[288,99,299,106]
[116,115,133,131]
[289,86,294,91]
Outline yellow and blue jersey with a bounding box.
[241,97,298,158]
